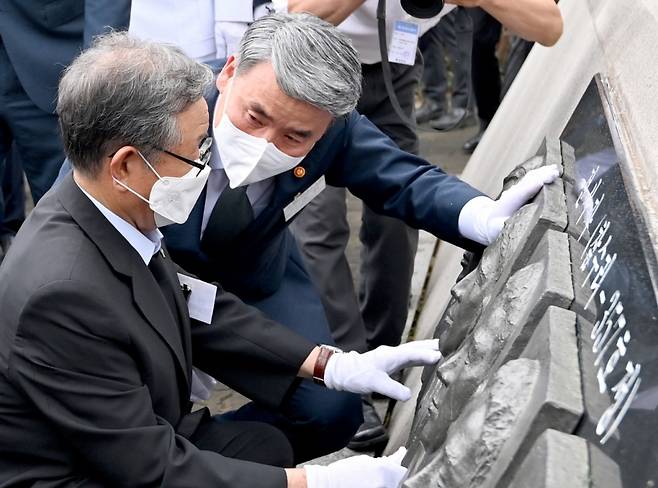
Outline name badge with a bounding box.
[283,176,326,222]
[388,21,420,66]
[177,273,217,324]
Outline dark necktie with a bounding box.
[148,250,180,321]
[201,185,254,254]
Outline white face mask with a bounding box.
[113,152,211,227]
[214,81,309,188]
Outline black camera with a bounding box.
[400,0,445,19]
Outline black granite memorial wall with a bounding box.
[402,76,657,487]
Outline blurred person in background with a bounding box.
[0,147,24,263]
[0,0,130,257]
[462,8,502,154]
[129,0,272,63]
[416,7,474,130]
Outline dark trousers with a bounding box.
[291,58,421,353]
[419,8,473,110]
[0,39,64,217]
[219,242,363,464]
[0,144,25,236]
[190,416,294,468]
[501,36,534,98]
[469,8,502,124]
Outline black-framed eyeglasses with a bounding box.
[159,136,213,175]
[108,136,213,176]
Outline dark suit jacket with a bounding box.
[0,174,315,487]
[162,89,485,299]
[0,0,131,113]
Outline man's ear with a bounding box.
[109,146,142,188]
[217,55,237,93]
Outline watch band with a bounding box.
[312,345,342,386]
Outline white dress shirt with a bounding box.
[129,0,217,61]
[130,1,271,61]
[77,184,163,265]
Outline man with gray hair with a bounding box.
[1,32,450,487]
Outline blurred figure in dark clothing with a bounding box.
[416,8,474,131]
[0,146,25,263]
[0,0,130,258]
[463,8,501,154]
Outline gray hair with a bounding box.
[57,32,214,176]
[236,13,362,118]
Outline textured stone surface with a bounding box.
[408,229,573,460]
[589,442,623,488]
[404,305,583,488]
[502,229,574,361]
[502,138,564,192]
[560,140,577,186]
[436,171,568,358]
[491,306,583,487]
[385,160,571,456]
[403,358,542,488]
[563,179,591,242]
[571,314,615,447]
[507,430,589,488]
[567,234,598,323]
[409,264,545,458]
[407,265,575,471]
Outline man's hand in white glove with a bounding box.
[304,447,408,488]
[324,340,442,401]
[458,164,560,245]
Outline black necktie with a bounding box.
[148,251,180,321]
[201,185,254,254]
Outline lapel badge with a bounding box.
[293,166,306,178]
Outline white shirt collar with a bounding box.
[77,183,163,266]
[211,94,224,170]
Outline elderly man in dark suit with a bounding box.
[0,32,448,488]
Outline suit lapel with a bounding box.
[56,174,191,392]
[159,248,193,377]
[130,261,191,392]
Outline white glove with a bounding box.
[458,164,560,245]
[305,447,408,488]
[324,340,442,401]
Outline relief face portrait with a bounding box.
[410,262,543,461]
[405,358,540,488]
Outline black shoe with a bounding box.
[430,108,473,131]
[463,120,489,154]
[415,101,444,125]
[462,131,483,154]
[347,398,389,452]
